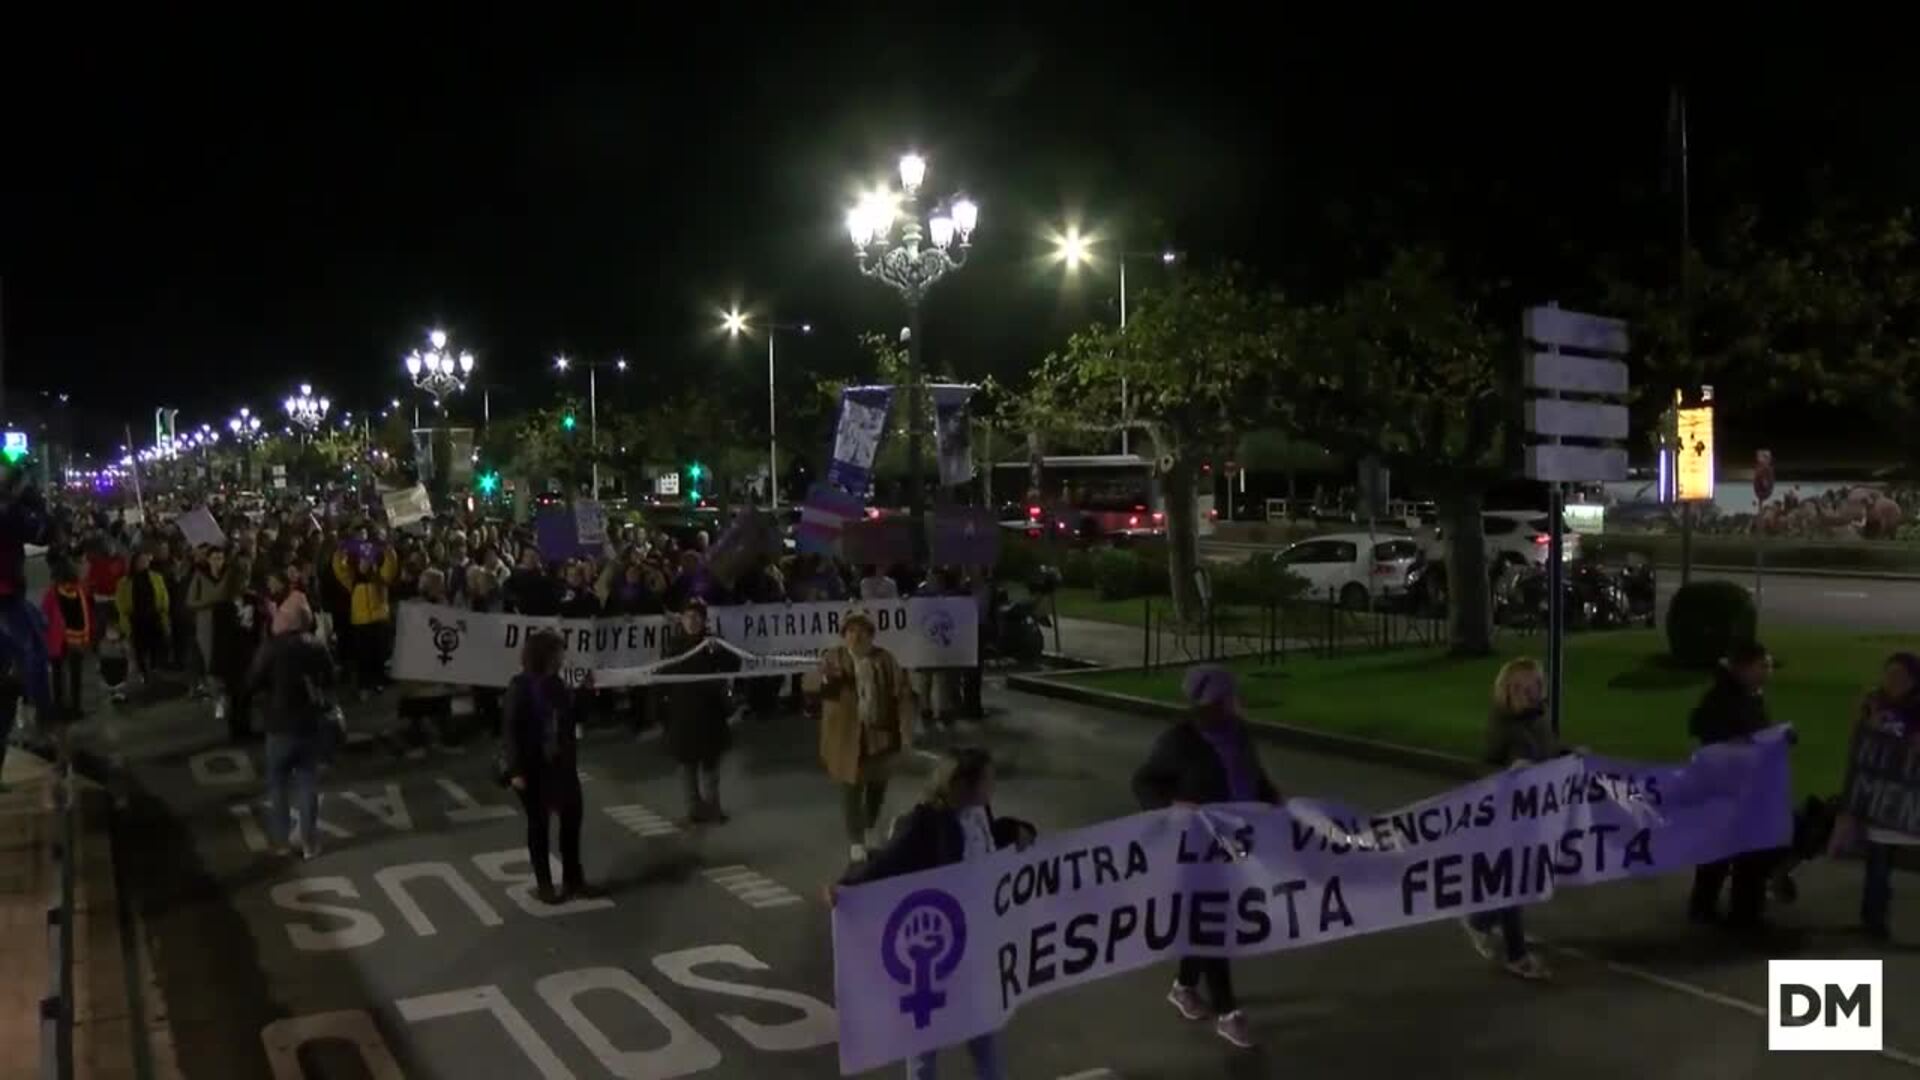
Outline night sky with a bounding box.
[4,12,1917,452]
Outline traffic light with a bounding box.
[687,461,704,482]
[686,461,704,503]
[561,412,577,433]
[476,470,500,496]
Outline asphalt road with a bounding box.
[1201,540,1919,634]
[75,678,1920,1079]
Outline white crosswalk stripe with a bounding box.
[602,803,679,837]
[701,864,804,909]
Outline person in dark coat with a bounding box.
[504,548,560,616]
[556,560,602,618]
[1686,640,1776,929]
[247,593,335,859]
[217,554,271,742]
[837,746,1033,1080]
[657,602,741,823]
[501,629,598,903]
[1464,658,1556,979]
[1131,665,1276,1051]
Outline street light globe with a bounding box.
[801,323,813,334]
[898,153,926,193]
[951,197,979,238]
[283,397,297,415]
[929,215,955,250]
[554,355,570,371]
[1053,225,1092,269]
[722,310,747,336]
[405,353,423,376]
[615,358,628,372]
[1161,250,1179,265]
[459,351,475,374]
[845,206,874,250]
[228,419,240,433]
[429,328,448,350]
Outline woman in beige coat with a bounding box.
[816,612,915,863]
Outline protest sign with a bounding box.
[392,597,979,687]
[708,510,782,588]
[930,506,999,567]
[842,517,915,568]
[827,385,894,494]
[382,485,433,530]
[1839,725,1920,835]
[931,383,976,486]
[831,729,1792,1073]
[798,483,864,555]
[534,507,591,562]
[446,428,475,487]
[176,506,226,549]
[574,499,607,548]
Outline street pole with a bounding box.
[483,387,491,426]
[123,423,145,517]
[1119,259,1129,457]
[907,308,925,548]
[588,365,599,500]
[767,331,779,509]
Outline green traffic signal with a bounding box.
[477,471,500,496]
[687,489,700,503]
[561,413,577,432]
[687,461,704,481]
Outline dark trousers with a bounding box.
[49,653,84,722]
[1177,957,1237,1013]
[1864,843,1897,932]
[840,779,889,843]
[1468,906,1528,962]
[131,625,165,680]
[681,756,721,813]
[1691,852,1770,925]
[519,775,584,891]
[353,623,390,689]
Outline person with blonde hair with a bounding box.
[816,611,915,863]
[1464,656,1555,979]
[837,745,1032,1080]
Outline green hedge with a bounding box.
[1665,581,1758,668]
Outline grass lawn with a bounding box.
[1048,587,1422,646]
[1078,627,1913,799]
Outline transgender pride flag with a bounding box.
[796,483,865,555]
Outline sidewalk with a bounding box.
[2,727,181,1080]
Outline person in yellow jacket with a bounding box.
[113,549,171,685]
[333,541,398,694]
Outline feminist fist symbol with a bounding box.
[880,889,968,1029]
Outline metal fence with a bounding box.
[39,746,75,1080]
[1136,588,1457,671]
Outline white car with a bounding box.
[1429,510,1580,569]
[1273,532,1425,609]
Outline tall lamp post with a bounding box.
[283,384,330,439]
[846,152,978,532]
[227,407,262,485]
[723,309,812,509]
[404,328,475,409]
[553,354,626,499]
[1050,225,1178,456]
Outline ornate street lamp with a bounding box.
[404,328,475,405]
[846,152,978,530]
[283,384,330,434]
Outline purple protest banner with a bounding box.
[826,385,894,494]
[830,728,1792,1073]
[534,507,591,562]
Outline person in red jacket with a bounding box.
[42,558,94,723]
[85,537,128,645]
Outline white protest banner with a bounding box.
[382,485,434,530]
[176,506,226,549]
[392,597,978,688]
[574,499,607,548]
[830,730,1792,1073]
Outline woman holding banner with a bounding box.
[838,746,1033,1080]
[818,612,915,863]
[1466,658,1555,979]
[658,601,741,824]
[1131,665,1276,1049]
[1687,641,1777,930]
[1854,652,1920,940]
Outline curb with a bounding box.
[1004,669,1489,782]
[1668,562,1920,584]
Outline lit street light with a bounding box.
[552,354,625,499]
[723,308,812,509]
[846,151,978,532]
[404,327,476,406]
[1048,223,1179,454]
[283,384,330,435]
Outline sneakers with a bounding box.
[1166,982,1206,1021]
[1214,1011,1254,1049]
[1503,953,1551,981]
[1461,918,1498,960]
[301,840,322,860]
[535,883,565,905]
[849,843,867,863]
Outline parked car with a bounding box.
[1274,532,1424,609]
[1416,511,1583,612]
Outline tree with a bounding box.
[1019,266,1289,621]
[1294,250,1510,655]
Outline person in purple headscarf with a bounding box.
[1131,664,1277,1051]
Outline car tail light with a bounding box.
[1371,563,1397,576]
[1027,505,1041,519]
[1208,509,1219,520]
[1152,511,1165,523]
[1128,515,1140,527]
[1532,534,1550,545]
[866,508,881,520]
